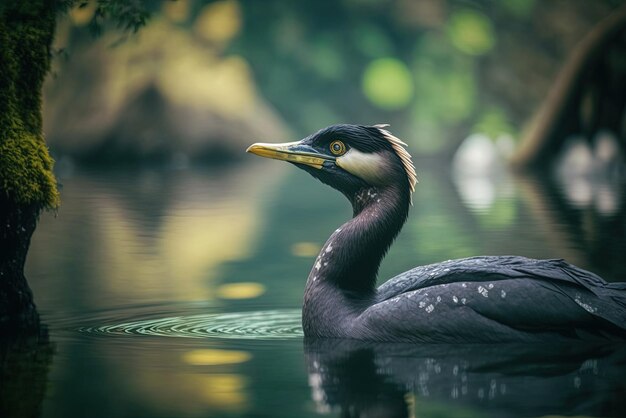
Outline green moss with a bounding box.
[0,0,59,210]
[0,135,59,209]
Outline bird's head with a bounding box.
[247,124,417,205]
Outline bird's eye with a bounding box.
[329,140,347,156]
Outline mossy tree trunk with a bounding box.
[0,0,59,333]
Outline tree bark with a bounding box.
[0,199,40,332]
[0,0,59,333]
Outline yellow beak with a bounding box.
[246,141,333,170]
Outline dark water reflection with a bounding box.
[304,339,626,418]
[20,161,626,417]
[0,332,53,418]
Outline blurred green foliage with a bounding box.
[446,9,495,56]
[473,108,515,138]
[362,58,414,110]
[410,34,476,152]
[232,0,529,153]
[501,0,536,18]
[51,0,621,159]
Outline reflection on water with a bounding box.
[27,162,282,313]
[304,339,626,417]
[0,332,53,418]
[452,133,515,211]
[553,133,623,215]
[22,161,626,417]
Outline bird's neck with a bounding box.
[305,185,410,297]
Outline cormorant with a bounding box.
[247,124,626,342]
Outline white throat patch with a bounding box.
[336,148,390,186]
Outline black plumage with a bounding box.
[247,124,626,342]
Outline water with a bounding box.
[79,309,303,340]
[21,160,626,418]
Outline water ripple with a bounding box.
[79,309,303,340]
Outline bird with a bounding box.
[247,124,626,342]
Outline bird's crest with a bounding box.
[373,124,418,197]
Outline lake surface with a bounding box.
[24,159,626,418]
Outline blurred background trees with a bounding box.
[44,0,625,164]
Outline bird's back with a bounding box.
[358,256,626,342]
